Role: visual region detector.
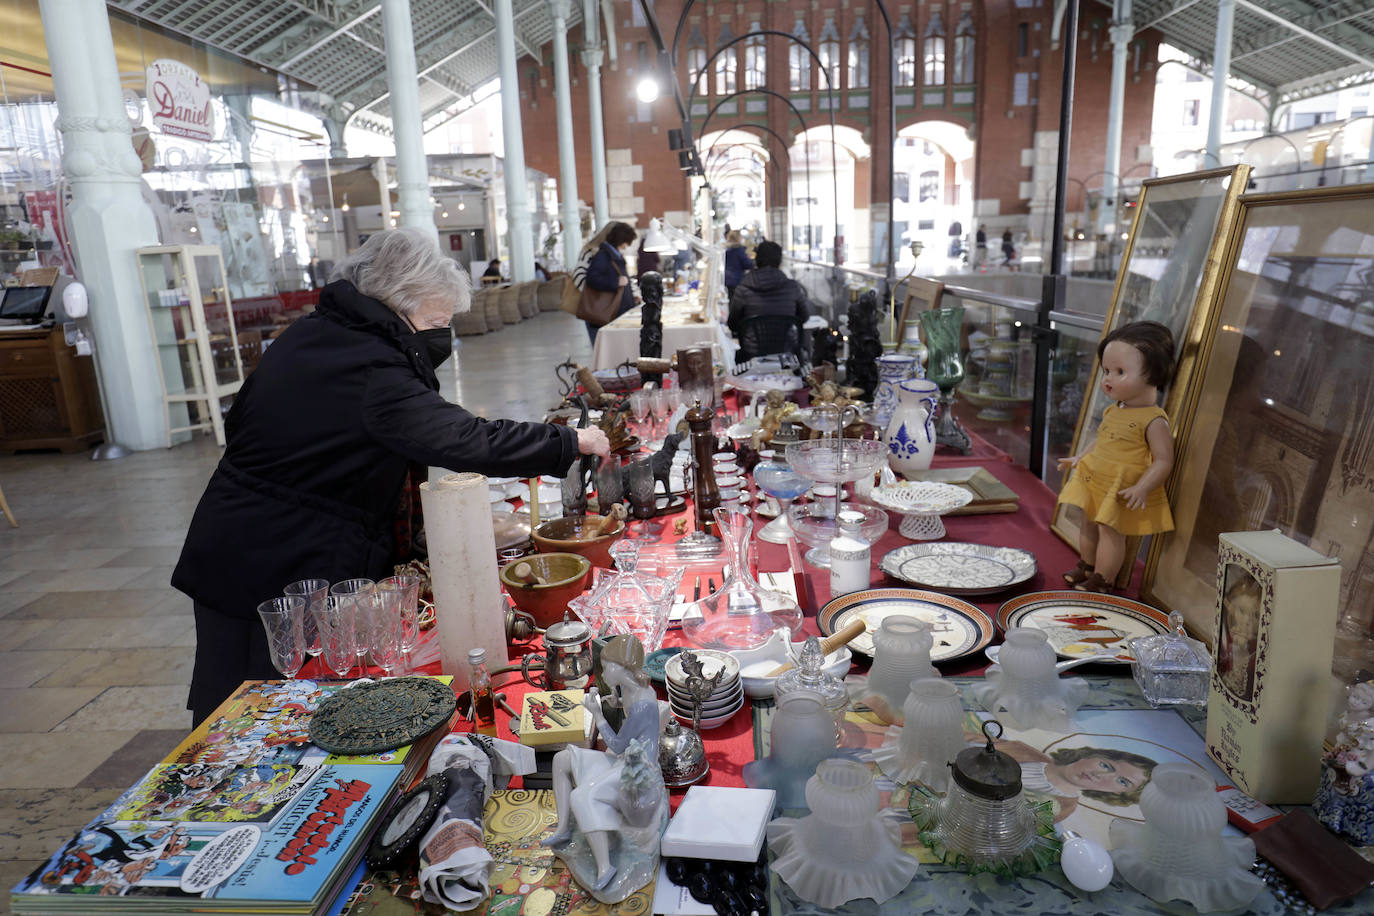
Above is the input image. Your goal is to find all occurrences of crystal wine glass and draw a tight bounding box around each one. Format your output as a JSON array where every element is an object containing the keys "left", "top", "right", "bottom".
[
  {"left": 650, "top": 388, "right": 671, "bottom": 443},
  {"left": 256, "top": 596, "right": 306, "bottom": 679},
  {"left": 626, "top": 456, "right": 659, "bottom": 540},
  {"left": 378, "top": 575, "right": 421, "bottom": 674},
  {"left": 284, "top": 578, "right": 328, "bottom": 663},
  {"left": 319, "top": 596, "right": 358, "bottom": 680},
  {"left": 629, "top": 389, "right": 651, "bottom": 440},
  {"left": 331, "top": 578, "right": 376, "bottom": 677},
  {"left": 753, "top": 461, "right": 812, "bottom": 544},
  {"left": 370, "top": 584, "right": 406, "bottom": 678}
]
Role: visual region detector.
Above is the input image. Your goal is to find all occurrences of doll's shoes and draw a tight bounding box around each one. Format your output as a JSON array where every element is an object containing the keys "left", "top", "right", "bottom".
[
  {"left": 1062, "top": 561, "right": 1094, "bottom": 586},
  {"left": 1073, "top": 572, "right": 1115, "bottom": 594}
]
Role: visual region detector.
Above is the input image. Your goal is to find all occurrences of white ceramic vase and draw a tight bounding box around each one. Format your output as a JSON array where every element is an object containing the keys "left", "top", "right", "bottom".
[{"left": 885, "top": 377, "right": 939, "bottom": 477}]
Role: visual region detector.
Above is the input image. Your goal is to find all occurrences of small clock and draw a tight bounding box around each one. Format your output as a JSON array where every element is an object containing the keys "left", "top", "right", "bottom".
[{"left": 365, "top": 772, "right": 450, "bottom": 869}]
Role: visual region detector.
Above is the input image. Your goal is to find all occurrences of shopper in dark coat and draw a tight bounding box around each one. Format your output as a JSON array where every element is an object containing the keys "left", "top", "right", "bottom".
[
  {"left": 723, "top": 230, "right": 754, "bottom": 299},
  {"left": 173, "top": 228, "right": 610, "bottom": 722},
  {"left": 726, "top": 240, "right": 810, "bottom": 364},
  {"left": 582, "top": 221, "right": 637, "bottom": 343}
]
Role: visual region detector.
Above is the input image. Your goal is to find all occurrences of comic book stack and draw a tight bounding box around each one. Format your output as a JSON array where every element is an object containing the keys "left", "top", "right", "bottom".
[{"left": 10, "top": 678, "right": 453, "bottom": 915}]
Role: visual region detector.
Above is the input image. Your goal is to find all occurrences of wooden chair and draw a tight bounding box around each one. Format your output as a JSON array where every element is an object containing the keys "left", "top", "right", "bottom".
[
  {"left": 0, "top": 479, "right": 16, "bottom": 527},
  {"left": 897, "top": 277, "right": 946, "bottom": 348}
]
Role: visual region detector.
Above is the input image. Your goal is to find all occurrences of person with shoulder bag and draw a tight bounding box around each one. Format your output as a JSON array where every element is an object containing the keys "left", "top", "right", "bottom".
[{"left": 577, "top": 222, "right": 637, "bottom": 342}]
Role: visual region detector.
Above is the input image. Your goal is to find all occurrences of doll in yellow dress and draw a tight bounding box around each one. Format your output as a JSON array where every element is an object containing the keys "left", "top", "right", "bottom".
[{"left": 1057, "top": 321, "right": 1176, "bottom": 593}]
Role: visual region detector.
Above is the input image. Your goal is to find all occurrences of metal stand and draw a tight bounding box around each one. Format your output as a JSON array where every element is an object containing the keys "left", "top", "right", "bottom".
[{"left": 934, "top": 390, "right": 971, "bottom": 454}]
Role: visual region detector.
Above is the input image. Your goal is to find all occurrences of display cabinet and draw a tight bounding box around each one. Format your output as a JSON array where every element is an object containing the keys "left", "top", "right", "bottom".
[{"left": 136, "top": 245, "right": 244, "bottom": 447}]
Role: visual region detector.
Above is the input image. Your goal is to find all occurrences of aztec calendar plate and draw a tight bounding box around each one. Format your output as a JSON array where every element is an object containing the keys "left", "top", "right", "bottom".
[{"left": 309, "top": 676, "right": 457, "bottom": 754}]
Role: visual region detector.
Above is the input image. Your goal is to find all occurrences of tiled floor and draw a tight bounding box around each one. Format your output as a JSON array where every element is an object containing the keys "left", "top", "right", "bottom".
[{"left": 0, "top": 308, "right": 592, "bottom": 896}]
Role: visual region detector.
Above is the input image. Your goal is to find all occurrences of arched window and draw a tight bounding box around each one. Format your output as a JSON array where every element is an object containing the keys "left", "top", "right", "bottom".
[
  {"left": 896, "top": 15, "right": 917, "bottom": 87},
  {"left": 923, "top": 13, "right": 946, "bottom": 87},
  {"left": 848, "top": 17, "right": 870, "bottom": 90},
  {"left": 953, "top": 13, "right": 976, "bottom": 84},
  {"left": 687, "top": 25, "right": 708, "bottom": 96},
  {"left": 715, "top": 24, "right": 737, "bottom": 96},
  {"left": 818, "top": 17, "right": 840, "bottom": 93},
  {"left": 744, "top": 25, "right": 766, "bottom": 90},
  {"left": 919, "top": 170, "right": 940, "bottom": 202},
  {"left": 790, "top": 19, "right": 811, "bottom": 91}
]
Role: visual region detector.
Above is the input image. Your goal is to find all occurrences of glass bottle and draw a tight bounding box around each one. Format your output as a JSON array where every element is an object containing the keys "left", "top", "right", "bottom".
[
  {"left": 776, "top": 636, "right": 849, "bottom": 734},
  {"left": 829, "top": 510, "right": 871, "bottom": 598},
  {"left": 468, "top": 647, "right": 497, "bottom": 735}
]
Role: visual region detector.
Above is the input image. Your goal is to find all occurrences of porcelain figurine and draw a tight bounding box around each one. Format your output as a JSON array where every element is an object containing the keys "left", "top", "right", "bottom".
[
  {"left": 543, "top": 635, "right": 669, "bottom": 902},
  {"left": 1313, "top": 679, "right": 1374, "bottom": 844}
]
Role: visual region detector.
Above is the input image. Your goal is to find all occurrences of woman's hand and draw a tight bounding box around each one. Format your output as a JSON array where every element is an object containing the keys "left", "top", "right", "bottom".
[
  {"left": 618, "top": 274, "right": 628, "bottom": 288},
  {"left": 576, "top": 427, "right": 610, "bottom": 458}
]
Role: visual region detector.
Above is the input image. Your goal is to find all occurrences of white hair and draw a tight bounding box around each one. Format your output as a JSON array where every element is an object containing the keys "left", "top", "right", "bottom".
[{"left": 331, "top": 227, "right": 471, "bottom": 316}]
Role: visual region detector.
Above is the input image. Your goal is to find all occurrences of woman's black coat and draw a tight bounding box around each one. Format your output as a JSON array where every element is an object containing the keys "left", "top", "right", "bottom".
[{"left": 171, "top": 280, "right": 578, "bottom": 621}]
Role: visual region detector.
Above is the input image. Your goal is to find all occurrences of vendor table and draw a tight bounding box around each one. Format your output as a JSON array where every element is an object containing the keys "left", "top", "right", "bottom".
[
  {"left": 295, "top": 430, "right": 1370, "bottom": 916},
  {"left": 590, "top": 295, "right": 736, "bottom": 371}
]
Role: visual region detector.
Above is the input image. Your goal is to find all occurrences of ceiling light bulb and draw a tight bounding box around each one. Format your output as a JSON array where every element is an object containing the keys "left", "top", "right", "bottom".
[
  {"left": 321, "top": 215, "right": 329, "bottom": 223},
  {"left": 441, "top": 211, "right": 449, "bottom": 219},
  {"left": 341, "top": 197, "right": 350, "bottom": 212},
  {"left": 636, "top": 77, "right": 660, "bottom": 103},
  {"left": 458, "top": 201, "right": 466, "bottom": 210}
]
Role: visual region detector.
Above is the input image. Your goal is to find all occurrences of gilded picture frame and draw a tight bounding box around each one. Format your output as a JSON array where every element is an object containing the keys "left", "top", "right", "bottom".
[
  {"left": 1142, "top": 183, "right": 1374, "bottom": 640},
  {"left": 1051, "top": 165, "right": 1252, "bottom": 585}
]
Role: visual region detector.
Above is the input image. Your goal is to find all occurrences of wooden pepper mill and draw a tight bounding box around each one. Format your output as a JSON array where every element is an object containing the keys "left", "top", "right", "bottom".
[{"left": 685, "top": 397, "right": 720, "bottom": 537}]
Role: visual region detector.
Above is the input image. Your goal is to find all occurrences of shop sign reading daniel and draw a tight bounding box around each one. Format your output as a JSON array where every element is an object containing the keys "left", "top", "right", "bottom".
[{"left": 145, "top": 59, "right": 214, "bottom": 142}]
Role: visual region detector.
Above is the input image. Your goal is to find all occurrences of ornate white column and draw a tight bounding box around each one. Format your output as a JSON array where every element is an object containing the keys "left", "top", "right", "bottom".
[
  {"left": 495, "top": 0, "right": 534, "bottom": 282},
  {"left": 381, "top": 0, "right": 437, "bottom": 239},
  {"left": 548, "top": 0, "right": 583, "bottom": 268},
  {"left": 582, "top": 46, "right": 610, "bottom": 229},
  {"left": 1100, "top": 0, "right": 1132, "bottom": 232},
  {"left": 39, "top": 0, "right": 164, "bottom": 450},
  {"left": 1205, "top": 0, "right": 1236, "bottom": 167}
]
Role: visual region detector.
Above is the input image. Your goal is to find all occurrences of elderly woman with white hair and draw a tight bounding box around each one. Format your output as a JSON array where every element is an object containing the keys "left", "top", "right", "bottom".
[{"left": 173, "top": 229, "right": 609, "bottom": 721}]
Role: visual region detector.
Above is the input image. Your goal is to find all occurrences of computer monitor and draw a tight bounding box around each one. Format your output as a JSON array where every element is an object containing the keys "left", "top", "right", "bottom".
[{"left": 0, "top": 285, "right": 54, "bottom": 322}]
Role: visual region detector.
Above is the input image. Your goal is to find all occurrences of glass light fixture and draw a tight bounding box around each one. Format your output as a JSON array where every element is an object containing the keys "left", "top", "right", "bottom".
[{"left": 636, "top": 77, "right": 660, "bottom": 102}]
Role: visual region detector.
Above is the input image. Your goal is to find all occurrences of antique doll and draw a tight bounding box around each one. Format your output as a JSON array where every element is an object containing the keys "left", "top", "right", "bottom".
[{"left": 1057, "top": 321, "right": 1176, "bottom": 593}]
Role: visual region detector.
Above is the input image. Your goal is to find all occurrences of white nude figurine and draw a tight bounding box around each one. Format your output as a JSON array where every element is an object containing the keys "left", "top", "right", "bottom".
[{"left": 542, "top": 635, "right": 668, "bottom": 899}]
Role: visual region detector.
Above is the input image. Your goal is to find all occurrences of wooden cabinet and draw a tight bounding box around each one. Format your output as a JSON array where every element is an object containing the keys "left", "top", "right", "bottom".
[{"left": 0, "top": 328, "right": 105, "bottom": 453}]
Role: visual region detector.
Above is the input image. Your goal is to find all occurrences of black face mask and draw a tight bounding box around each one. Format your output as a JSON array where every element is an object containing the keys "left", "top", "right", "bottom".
[{"left": 415, "top": 327, "right": 452, "bottom": 368}]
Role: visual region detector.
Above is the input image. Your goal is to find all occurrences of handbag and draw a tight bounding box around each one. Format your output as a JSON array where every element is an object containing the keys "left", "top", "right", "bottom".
[
  {"left": 558, "top": 273, "right": 581, "bottom": 315},
  {"left": 575, "top": 258, "right": 625, "bottom": 327}
]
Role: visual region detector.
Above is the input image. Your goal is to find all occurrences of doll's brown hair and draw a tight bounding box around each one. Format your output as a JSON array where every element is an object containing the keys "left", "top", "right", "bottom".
[{"left": 1098, "top": 320, "right": 1176, "bottom": 390}]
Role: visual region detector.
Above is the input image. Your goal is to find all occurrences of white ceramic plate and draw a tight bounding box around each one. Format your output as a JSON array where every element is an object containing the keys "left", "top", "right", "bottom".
[
  {"left": 672, "top": 695, "right": 746, "bottom": 729},
  {"left": 879, "top": 542, "right": 1038, "bottom": 596},
  {"left": 665, "top": 648, "right": 741, "bottom": 688}
]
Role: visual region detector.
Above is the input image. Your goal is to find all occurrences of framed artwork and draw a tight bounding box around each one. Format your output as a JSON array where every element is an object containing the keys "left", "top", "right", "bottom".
[
  {"left": 1051, "top": 165, "right": 1252, "bottom": 584},
  {"left": 896, "top": 277, "right": 945, "bottom": 350},
  {"left": 1142, "top": 183, "right": 1374, "bottom": 641}
]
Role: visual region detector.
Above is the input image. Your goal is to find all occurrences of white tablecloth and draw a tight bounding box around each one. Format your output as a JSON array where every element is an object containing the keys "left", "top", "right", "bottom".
[{"left": 590, "top": 297, "right": 736, "bottom": 370}]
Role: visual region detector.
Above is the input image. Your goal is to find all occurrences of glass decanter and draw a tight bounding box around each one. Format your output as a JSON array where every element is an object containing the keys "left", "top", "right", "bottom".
[
  {"left": 567, "top": 540, "right": 683, "bottom": 651},
  {"left": 679, "top": 506, "right": 802, "bottom": 650}
]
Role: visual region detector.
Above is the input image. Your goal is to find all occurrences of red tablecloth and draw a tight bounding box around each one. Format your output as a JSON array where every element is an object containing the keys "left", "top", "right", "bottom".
[{"left": 301, "top": 427, "right": 1085, "bottom": 796}]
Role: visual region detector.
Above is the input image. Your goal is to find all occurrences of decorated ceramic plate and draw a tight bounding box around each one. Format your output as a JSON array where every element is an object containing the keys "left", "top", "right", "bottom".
[
  {"left": 817, "top": 588, "right": 995, "bottom": 662},
  {"left": 996, "top": 590, "right": 1171, "bottom": 663},
  {"left": 664, "top": 648, "right": 741, "bottom": 688},
  {"left": 879, "top": 542, "right": 1037, "bottom": 596}
]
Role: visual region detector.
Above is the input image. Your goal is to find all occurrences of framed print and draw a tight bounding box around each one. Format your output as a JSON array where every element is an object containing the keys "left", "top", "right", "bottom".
[
  {"left": 1142, "top": 183, "right": 1374, "bottom": 642},
  {"left": 1052, "top": 165, "right": 1252, "bottom": 584},
  {"left": 896, "top": 277, "right": 945, "bottom": 351}
]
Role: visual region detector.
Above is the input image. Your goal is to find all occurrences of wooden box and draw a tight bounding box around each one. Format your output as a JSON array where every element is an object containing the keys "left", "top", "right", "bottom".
[{"left": 1206, "top": 529, "right": 1340, "bottom": 803}]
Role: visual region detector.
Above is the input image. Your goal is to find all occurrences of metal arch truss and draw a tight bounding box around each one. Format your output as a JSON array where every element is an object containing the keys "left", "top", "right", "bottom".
[{"left": 112, "top": 0, "right": 582, "bottom": 135}]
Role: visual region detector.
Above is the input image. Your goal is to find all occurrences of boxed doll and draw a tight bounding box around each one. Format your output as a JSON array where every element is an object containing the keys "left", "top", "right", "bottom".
[{"left": 1206, "top": 529, "right": 1340, "bottom": 804}]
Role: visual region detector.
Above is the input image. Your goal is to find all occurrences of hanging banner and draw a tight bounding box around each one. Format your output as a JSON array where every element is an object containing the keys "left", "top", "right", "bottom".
[{"left": 145, "top": 59, "right": 214, "bottom": 142}]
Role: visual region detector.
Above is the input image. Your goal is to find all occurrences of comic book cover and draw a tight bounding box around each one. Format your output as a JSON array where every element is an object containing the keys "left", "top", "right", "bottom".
[
  {"left": 164, "top": 678, "right": 454, "bottom": 770},
  {"left": 104, "top": 763, "right": 317, "bottom": 825},
  {"left": 11, "top": 764, "right": 402, "bottom": 913}
]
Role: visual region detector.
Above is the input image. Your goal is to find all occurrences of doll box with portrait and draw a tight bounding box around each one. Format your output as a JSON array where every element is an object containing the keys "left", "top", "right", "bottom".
[{"left": 1205, "top": 529, "right": 1340, "bottom": 804}]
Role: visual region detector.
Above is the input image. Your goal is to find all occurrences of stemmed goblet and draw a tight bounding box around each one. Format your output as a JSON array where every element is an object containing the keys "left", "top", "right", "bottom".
[
  {"left": 626, "top": 457, "right": 660, "bottom": 540},
  {"left": 369, "top": 584, "right": 406, "bottom": 678},
  {"left": 331, "top": 578, "right": 377, "bottom": 677},
  {"left": 318, "top": 596, "right": 358, "bottom": 680},
  {"left": 753, "top": 462, "right": 812, "bottom": 544},
  {"left": 629, "top": 389, "right": 651, "bottom": 441},
  {"left": 378, "top": 575, "right": 421, "bottom": 674},
  {"left": 284, "top": 578, "right": 328, "bottom": 670},
  {"left": 650, "top": 387, "right": 671, "bottom": 444},
  {"left": 256, "top": 596, "right": 306, "bottom": 679}
]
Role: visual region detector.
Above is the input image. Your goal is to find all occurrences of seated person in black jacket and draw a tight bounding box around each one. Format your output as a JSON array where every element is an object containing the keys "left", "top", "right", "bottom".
[
  {"left": 726, "top": 240, "right": 810, "bottom": 365},
  {"left": 172, "top": 228, "right": 610, "bottom": 723}
]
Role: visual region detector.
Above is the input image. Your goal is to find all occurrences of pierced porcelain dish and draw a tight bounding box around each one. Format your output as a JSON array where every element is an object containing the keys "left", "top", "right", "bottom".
[
  {"left": 880, "top": 542, "right": 1037, "bottom": 595},
  {"left": 870, "top": 481, "right": 973, "bottom": 540}
]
